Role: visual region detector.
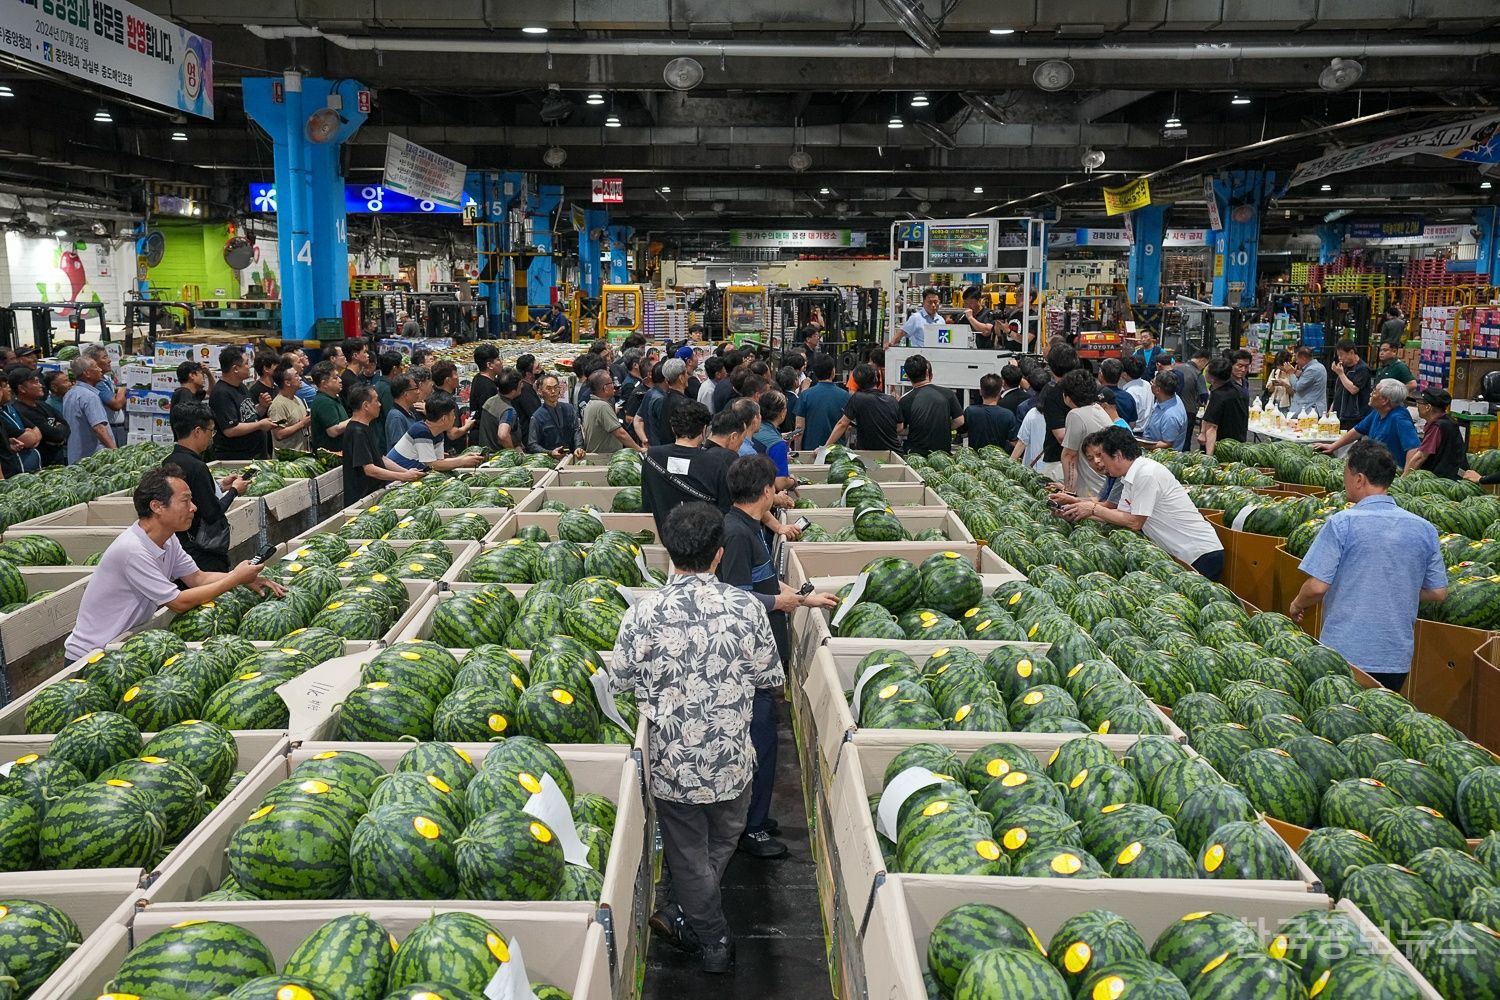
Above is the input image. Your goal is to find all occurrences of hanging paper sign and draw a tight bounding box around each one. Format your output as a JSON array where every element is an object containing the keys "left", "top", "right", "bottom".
[
  {"left": 829, "top": 573, "right": 868, "bottom": 629},
  {"left": 382, "top": 135, "right": 468, "bottom": 209},
  {"left": 522, "top": 774, "right": 592, "bottom": 868},
  {"left": 588, "top": 670, "right": 634, "bottom": 735},
  {"left": 1103, "top": 177, "right": 1151, "bottom": 216}
]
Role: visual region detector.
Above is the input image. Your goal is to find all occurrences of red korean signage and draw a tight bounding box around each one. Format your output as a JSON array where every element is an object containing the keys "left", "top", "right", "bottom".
[{"left": 591, "top": 178, "right": 624, "bottom": 204}]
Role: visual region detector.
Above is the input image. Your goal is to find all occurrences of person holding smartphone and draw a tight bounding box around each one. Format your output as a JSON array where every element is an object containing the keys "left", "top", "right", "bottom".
[{"left": 166, "top": 402, "right": 250, "bottom": 573}]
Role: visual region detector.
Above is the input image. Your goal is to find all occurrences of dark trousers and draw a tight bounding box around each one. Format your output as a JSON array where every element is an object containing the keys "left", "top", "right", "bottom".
[
  {"left": 1374, "top": 671, "right": 1409, "bottom": 694},
  {"left": 1192, "top": 549, "right": 1225, "bottom": 581},
  {"left": 745, "top": 688, "right": 778, "bottom": 835},
  {"left": 656, "top": 788, "right": 750, "bottom": 945}
]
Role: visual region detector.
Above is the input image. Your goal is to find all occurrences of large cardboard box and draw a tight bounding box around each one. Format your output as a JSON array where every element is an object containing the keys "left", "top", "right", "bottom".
[
  {"left": 789, "top": 450, "right": 907, "bottom": 466},
  {"left": 791, "top": 483, "right": 946, "bottom": 508},
  {"left": 1272, "top": 543, "right": 1322, "bottom": 636},
  {"left": 785, "top": 508, "right": 976, "bottom": 549},
  {"left": 1409, "top": 617, "right": 1491, "bottom": 736},
  {"left": 496, "top": 510, "right": 661, "bottom": 543},
  {"left": 796, "top": 464, "right": 925, "bottom": 485},
  {"left": 297, "top": 506, "right": 512, "bottom": 545},
  {"left": 7, "top": 497, "right": 261, "bottom": 549},
  {"left": 443, "top": 541, "right": 670, "bottom": 586},
  {"left": 863, "top": 875, "right": 1439, "bottom": 1000},
  {"left": 0, "top": 567, "right": 93, "bottom": 662},
  {"left": 39, "top": 905, "right": 610, "bottom": 1000},
  {"left": 1472, "top": 637, "right": 1500, "bottom": 752},
  {"left": 0, "top": 883, "right": 144, "bottom": 1000}
]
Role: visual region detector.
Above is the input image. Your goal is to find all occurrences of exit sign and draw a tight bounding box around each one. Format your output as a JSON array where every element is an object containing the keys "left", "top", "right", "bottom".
[{"left": 592, "top": 178, "right": 624, "bottom": 204}]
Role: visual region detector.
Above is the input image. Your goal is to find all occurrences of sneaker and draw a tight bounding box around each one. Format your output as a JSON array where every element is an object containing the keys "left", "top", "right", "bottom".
[
  {"left": 738, "top": 830, "right": 789, "bottom": 859},
  {"left": 764, "top": 817, "right": 781, "bottom": 836},
  {"left": 649, "top": 905, "right": 701, "bottom": 954},
  {"left": 701, "top": 935, "right": 735, "bottom": 974}
]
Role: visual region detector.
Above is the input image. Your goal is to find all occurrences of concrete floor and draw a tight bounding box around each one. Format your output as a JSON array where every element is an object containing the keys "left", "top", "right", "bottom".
[{"left": 642, "top": 698, "right": 834, "bottom": 999}]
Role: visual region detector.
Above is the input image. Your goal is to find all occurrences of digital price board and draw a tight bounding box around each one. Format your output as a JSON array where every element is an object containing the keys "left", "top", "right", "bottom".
[{"left": 925, "top": 221, "right": 997, "bottom": 270}]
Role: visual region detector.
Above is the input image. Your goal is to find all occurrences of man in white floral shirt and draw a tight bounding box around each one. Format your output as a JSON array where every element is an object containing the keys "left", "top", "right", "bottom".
[{"left": 611, "top": 501, "right": 780, "bottom": 974}]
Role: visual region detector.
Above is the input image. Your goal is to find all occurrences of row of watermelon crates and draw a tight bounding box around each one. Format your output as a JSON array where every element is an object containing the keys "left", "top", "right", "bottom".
[
  {"left": 0, "top": 739, "right": 649, "bottom": 1000},
  {"left": 815, "top": 735, "right": 1453, "bottom": 1000}
]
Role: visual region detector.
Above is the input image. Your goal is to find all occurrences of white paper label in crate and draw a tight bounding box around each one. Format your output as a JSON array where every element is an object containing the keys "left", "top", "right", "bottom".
[
  {"left": 615, "top": 584, "right": 638, "bottom": 607},
  {"left": 850, "top": 660, "right": 902, "bottom": 720},
  {"left": 0, "top": 760, "right": 15, "bottom": 778},
  {"left": 276, "top": 652, "right": 367, "bottom": 737},
  {"left": 840, "top": 478, "right": 868, "bottom": 504},
  {"left": 812, "top": 446, "right": 830, "bottom": 466},
  {"left": 1230, "top": 504, "right": 1259, "bottom": 533},
  {"left": 876, "top": 767, "right": 942, "bottom": 842},
  {"left": 632, "top": 546, "right": 652, "bottom": 581},
  {"left": 484, "top": 936, "right": 539, "bottom": 1000},
  {"left": 523, "top": 773, "right": 591, "bottom": 868},
  {"left": 585, "top": 508, "right": 606, "bottom": 525},
  {"left": 829, "top": 572, "right": 868, "bottom": 630},
  {"left": 588, "top": 669, "right": 634, "bottom": 735}
]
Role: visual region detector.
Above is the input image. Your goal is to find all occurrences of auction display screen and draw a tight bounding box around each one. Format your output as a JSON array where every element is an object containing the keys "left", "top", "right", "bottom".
[{"left": 926, "top": 223, "right": 995, "bottom": 270}]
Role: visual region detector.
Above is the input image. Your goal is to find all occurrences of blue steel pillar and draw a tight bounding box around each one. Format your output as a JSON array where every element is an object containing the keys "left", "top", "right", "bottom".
[
  {"left": 1210, "top": 170, "right": 1272, "bottom": 310},
  {"left": 1475, "top": 208, "right": 1500, "bottom": 287},
  {"left": 1126, "top": 204, "right": 1167, "bottom": 305},
  {"left": 527, "top": 184, "right": 564, "bottom": 313},
  {"left": 243, "top": 74, "right": 369, "bottom": 342},
  {"left": 606, "top": 225, "right": 633, "bottom": 283},
  {"left": 579, "top": 209, "right": 610, "bottom": 298},
  {"left": 1316, "top": 225, "right": 1345, "bottom": 266},
  {"left": 463, "top": 171, "right": 525, "bottom": 333}
]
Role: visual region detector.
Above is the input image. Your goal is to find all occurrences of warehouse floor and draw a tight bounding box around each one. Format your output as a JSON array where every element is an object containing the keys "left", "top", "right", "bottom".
[{"left": 643, "top": 699, "right": 834, "bottom": 998}]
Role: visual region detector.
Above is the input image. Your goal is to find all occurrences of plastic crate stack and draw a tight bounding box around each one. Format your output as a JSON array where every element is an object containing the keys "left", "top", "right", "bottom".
[
  {"left": 1473, "top": 307, "right": 1500, "bottom": 361},
  {"left": 1289, "top": 261, "right": 1312, "bottom": 285},
  {"left": 1402, "top": 259, "right": 1484, "bottom": 294}
]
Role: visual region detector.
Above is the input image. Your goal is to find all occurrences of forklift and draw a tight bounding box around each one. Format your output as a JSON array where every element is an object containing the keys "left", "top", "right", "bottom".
[
  {"left": 4, "top": 301, "right": 109, "bottom": 356},
  {"left": 600, "top": 284, "right": 645, "bottom": 343}
]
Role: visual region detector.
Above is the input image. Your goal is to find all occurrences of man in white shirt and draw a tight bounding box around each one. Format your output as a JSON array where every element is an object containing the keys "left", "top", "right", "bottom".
[
  {"left": 1011, "top": 406, "right": 1047, "bottom": 469},
  {"left": 1061, "top": 425, "right": 1225, "bottom": 580},
  {"left": 65, "top": 466, "right": 282, "bottom": 661},
  {"left": 886, "top": 287, "right": 944, "bottom": 349},
  {"left": 1120, "top": 356, "right": 1154, "bottom": 431}
]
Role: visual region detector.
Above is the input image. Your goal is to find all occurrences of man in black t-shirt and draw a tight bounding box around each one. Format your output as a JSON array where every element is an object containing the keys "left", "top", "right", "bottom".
[
  {"left": 641, "top": 401, "right": 719, "bottom": 535},
  {"left": 896, "top": 354, "right": 963, "bottom": 455},
  {"left": 1036, "top": 343, "right": 1079, "bottom": 479},
  {"left": 469, "top": 344, "right": 502, "bottom": 420},
  {"left": 170, "top": 361, "right": 210, "bottom": 413},
  {"left": 1200, "top": 356, "right": 1249, "bottom": 458},
  {"left": 963, "top": 373, "right": 1019, "bottom": 450},
  {"left": 10, "top": 367, "right": 68, "bottom": 467},
  {"left": 210, "top": 347, "right": 275, "bottom": 461},
  {"left": 823, "top": 363, "right": 902, "bottom": 451},
  {"left": 341, "top": 384, "right": 422, "bottom": 505},
  {"left": 248, "top": 353, "right": 279, "bottom": 434}
]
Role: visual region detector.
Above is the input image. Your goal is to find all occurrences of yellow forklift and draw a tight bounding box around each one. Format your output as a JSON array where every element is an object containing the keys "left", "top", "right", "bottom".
[
  {"left": 600, "top": 283, "right": 645, "bottom": 343},
  {"left": 722, "top": 285, "right": 769, "bottom": 349}
]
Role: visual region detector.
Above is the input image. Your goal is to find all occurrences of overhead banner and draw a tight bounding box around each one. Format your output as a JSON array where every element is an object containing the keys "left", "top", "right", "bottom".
[
  {"left": 1363, "top": 224, "right": 1464, "bottom": 246},
  {"left": 1347, "top": 219, "right": 1425, "bottom": 240},
  {"left": 1148, "top": 175, "right": 1202, "bottom": 205},
  {"left": 728, "top": 229, "right": 868, "bottom": 249},
  {"left": 1288, "top": 114, "right": 1500, "bottom": 188},
  {"left": 1204, "top": 177, "right": 1223, "bottom": 232},
  {"left": 1071, "top": 228, "right": 1213, "bottom": 248},
  {"left": 1103, "top": 177, "right": 1151, "bottom": 216},
  {"left": 591, "top": 178, "right": 624, "bottom": 204},
  {"left": 0, "top": 0, "right": 213, "bottom": 118},
  {"left": 381, "top": 135, "right": 467, "bottom": 209},
  {"left": 248, "top": 183, "right": 477, "bottom": 215}
]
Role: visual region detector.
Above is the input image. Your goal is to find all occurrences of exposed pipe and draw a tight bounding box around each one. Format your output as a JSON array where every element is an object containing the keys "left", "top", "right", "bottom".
[{"left": 243, "top": 27, "right": 1500, "bottom": 60}]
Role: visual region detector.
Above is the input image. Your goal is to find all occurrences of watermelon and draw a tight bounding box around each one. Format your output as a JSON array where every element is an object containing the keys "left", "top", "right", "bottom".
[
  {"left": 1339, "top": 734, "right": 1407, "bottom": 777},
  {"left": 1173, "top": 784, "right": 1257, "bottom": 856},
  {"left": 396, "top": 742, "right": 476, "bottom": 793},
  {"left": 926, "top": 903, "right": 1044, "bottom": 995},
  {"left": 1190, "top": 951, "right": 1305, "bottom": 1000},
  {"left": 1047, "top": 910, "right": 1149, "bottom": 993},
  {"left": 1310, "top": 954, "right": 1424, "bottom": 1000},
  {"left": 1461, "top": 884, "right": 1500, "bottom": 927},
  {"left": 227, "top": 798, "right": 355, "bottom": 899},
  {"left": 110, "top": 920, "right": 277, "bottom": 1000},
  {"left": 1322, "top": 778, "right": 1409, "bottom": 833},
  {"left": 1150, "top": 911, "right": 1261, "bottom": 988},
  {"left": 367, "top": 772, "right": 467, "bottom": 830},
  {"left": 290, "top": 749, "right": 388, "bottom": 800},
  {"left": 1411, "top": 919, "right": 1500, "bottom": 1000},
  {"left": 1196, "top": 820, "right": 1299, "bottom": 881},
  {"left": 1109, "top": 836, "right": 1198, "bottom": 879},
  {"left": 1079, "top": 959, "right": 1189, "bottom": 1000},
  {"left": 955, "top": 947, "right": 1070, "bottom": 1000},
  {"left": 97, "top": 755, "right": 207, "bottom": 841},
  {"left": 1370, "top": 805, "right": 1469, "bottom": 863},
  {"left": 515, "top": 683, "right": 600, "bottom": 743},
  {"left": 386, "top": 911, "right": 514, "bottom": 995},
  {"left": 1008, "top": 848, "right": 1108, "bottom": 879},
  {"left": 1273, "top": 908, "right": 1368, "bottom": 989},
  {"left": 1457, "top": 766, "right": 1500, "bottom": 837},
  {"left": 118, "top": 672, "right": 207, "bottom": 732},
  {"left": 221, "top": 975, "right": 337, "bottom": 999},
  {"left": 1298, "top": 827, "right": 1389, "bottom": 897},
  {"left": 337, "top": 682, "right": 438, "bottom": 742},
  {"left": 1341, "top": 863, "right": 1454, "bottom": 932},
  {"left": 38, "top": 778, "right": 165, "bottom": 869},
  {"left": 143, "top": 720, "right": 239, "bottom": 796},
  {"left": 348, "top": 804, "right": 459, "bottom": 899},
  {"left": 1408, "top": 846, "right": 1496, "bottom": 912},
  {"left": 47, "top": 711, "right": 142, "bottom": 780},
  {"left": 0, "top": 753, "right": 86, "bottom": 818},
  {"left": 1229, "top": 747, "right": 1320, "bottom": 827},
  {"left": 1370, "top": 757, "right": 1457, "bottom": 816},
  {"left": 0, "top": 796, "right": 38, "bottom": 871},
  {"left": 23, "top": 678, "right": 110, "bottom": 734},
  {"left": 0, "top": 898, "right": 82, "bottom": 994}
]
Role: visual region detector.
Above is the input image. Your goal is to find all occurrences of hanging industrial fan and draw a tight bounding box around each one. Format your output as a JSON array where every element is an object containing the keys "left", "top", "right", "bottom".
[
  {"left": 912, "top": 121, "right": 957, "bottom": 150},
  {"left": 306, "top": 107, "right": 346, "bottom": 144},
  {"left": 140, "top": 230, "right": 166, "bottom": 267}
]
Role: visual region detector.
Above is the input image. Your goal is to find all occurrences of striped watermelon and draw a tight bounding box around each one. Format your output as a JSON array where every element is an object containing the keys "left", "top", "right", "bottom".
[
  {"left": 23, "top": 678, "right": 110, "bottom": 734},
  {"left": 1412, "top": 920, "right": 1500, "bottom": 1000},
  {"left": 1341, "top": 863, "right": 1453, "bottom": 931},
  {"left": 118, "top": 628, "right": 187, "bottom": 673},
  {"left": 1408, "top": 846, "right": 1495, "bottom": 912},
  {"left": 1150, "top": 911, "right": 1261, "bottom": 988},
  {"left": 558, "top": 863, "right": 605, "bottom": 901},
  {"left": 1310, "top": 954, "right": 1425, "bottom": 999},
  {"left": 203, "top": 670, "right": 295, "bottom": 730},
  {"left": 364, "top": 642, "right": 460, "bottom": 700},
  {"left": 434, "top": 687, "right": 517, "bottom": 743},
  {"left": 143, "top": 720, "right": 239, "bottom": 797},
  {"left": 118, "top": 672, "right": 207, "bottom": 732},
  {"left": 1370, "top": 757, "right": 1457, "bottom": 816},
  {"left": 396, "top": 742, "right": 476, "bottom": 793},
  {"left": 1047, "top": 910, "right": 1149, "bottom": 993},
  {"left": 1322, "top": 778, "right": 1409, "bottom": 833},
  {"left": 1229, "top": 747, "right": 1320, "bottom": 827},
  {"left": 0, "top": 796, "right": 38, "bottom": 871},
  {"left": 477, "top": 736, "right": 575, "bottom": 802},
  {"left": 1339, "top": 735, "right": 1407, "bottom": 777},
  {"left": 1192, "top": 951, "right": 1305, "bottom": 999},
  {"left": 348, "top": 804, "right": 459, "bottom": 899},
  {"left": 562, "top": 597, "right": 625, "bottom": 650},
  {"left": 48, "top": 711, "right": 143, "bottom": 780},
  {"left": 337, "top": 682, "right": 438, "bottom": 742},
  {"left": 515, "top": 683, "right": 600, "bottom": 743},
  {"left": 387, "top": 911, "right": 515, "bottom": 995},
  {"left": 1273, "top": 908, "right": 1369, "bottom": 990},
  {"left": 38, "top": 779, "right": 165, "bottom": 869},
  {"left": 1172, "top": 784, "right": 1257, "bottom": 857},
  {"left": 368, "top": 772, "right": 467, "bottom": 830},
  {"left": 290, "top": 749, "right": 388, "bottom": 800},
  {"left": 954, "top": 947, "right": 1070, "bottom": 1000},
  {"left": 1370, "top": 805, "right": 1468, "bottom": 863},
  {"left": 227, "top": 798, "right": 355, "bottom": 899},
  {"left": 1196, "top": 820, "right": 1299, "bottom": 881},
  {"left": 859, "top": 556, "right": 922, "bottom": 614},
  {"left": 1081, "top": 803, "right": 1174, "bottom": 861},
  {"left": 222, "top": 975, "right": 337, "bottom": 999},
  {"left": 1424, "top": 740, "right": 1500, "bottom": 788},
  {"left": 1457, "top": 765, "right": 1500, "bottom": 837},
  {"left": 1110, "top": 836, "right": 1198, "bottom": 879},
  {"left": 110, "top": 920, "right": 276, "bottom": 1000},
  {"left": 77, "top": 649, "right": 152, "bottom": 704},
  {"left": 96, "top": 756, "right": 206, "bottom": 841},
  {"left": 1008, "top": 848, "right": 1107, "bottom": 879},
  {"left": 1079, "top": 959, "right": 1190, "bottom": 1000},
  {"left": 927, "top": 903, "right": 1044, "bottom": 995},
  {"left": 282, "top": 914, "right": 393, "bottom": 1000},
  {"left": 1297, "top": 828, "right": 1390, "bottom": 897},
  {"left": 0, "top": 898, "right": 82, "bottom": 994},
  {"left": 454, "top": 809, "right": 565, "bottom": 900},
  {"left": 0, "top": 753, "right": 86, "bottom": 819}
]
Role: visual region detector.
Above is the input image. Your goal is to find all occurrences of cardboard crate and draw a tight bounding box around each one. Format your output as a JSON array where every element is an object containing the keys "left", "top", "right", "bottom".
[
  {"left": 294, "top": 538, "right": 481, "bottom": 583},
  {"left": 802, "top": 646, "right": 1182, "bottom": 795},
  {"left": 0, "top": 641, "right": 379, "bottom": 736},
  {"left": 1271, "top": 543, "right": 1322, "bottom": 636},
  {"left": 0, "top": 882, "right": 144, "bottom": 1000},
  {"left": 461, "top": 465, "right": 560, "bottom": 488},
  {"left": 313, "top": 467, "right": 342, "bottom": 506},
  {"left": 862, "top": 875, "right": 1439, "bottom": 1000},
  {"left": 135, "top": 579, "right": 438, "bottom": 647},
  {"left": 789, "top": 450, "right": 908, "bottom": 467},
  {"left": 795, "top": 464, "right": 926, "bottom": 485},
  {"left": 516, "top": 486, "right": 657, "bottom": 515},
  {"left": 0, "top": 733, "right": 287, "bottom": 896},
  {"left": 489, "top": 510, "right": 661, "bottom": 545},
  {"left": 142, "top": 742, "right": 646, "bottom": 985},
  {"left": 0, "top": 531, "right": 118, "bottom": 565},
  {"left": 297, "top": 506, "right": 513, "bottom": 545},
  {"left": 791, "top": 483, "right": 947, "bottom": 508},
  {"left": 0, "top": 567, "right": 94, "bottom": 662},
  {"left": 39, "top": 905, "right": 610, "bottom": 1000},
  {"left": 829, "top": 740, "right": 1319, "bottom": 916},
  {"left": 1408, "top": 616, "right": 1492, "bottom": 737},
  {"left": 205, "top": 461, "right": 316, "bottom": 521},
  {"left": 784, "top": 508, "right": 976, "bottom": 551},
  {"left": 7, "top": 497, "right": 261, "bottom": 549}
]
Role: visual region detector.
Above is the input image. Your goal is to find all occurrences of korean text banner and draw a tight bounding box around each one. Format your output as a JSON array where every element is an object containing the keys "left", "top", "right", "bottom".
[
  {"left": 1102, "top": 177, "right": 1151, "bottom": 216},
  {"left": 1288, "top": 114, "right": 1500, "bottom": 188},
  {"left": 382, "top": 135, "right": 468, "bottom": 209},
  {"left": 1, "top": 0, "right": 212, "bottom": 118},
  {"left": 728, "top": 229, "right": 868, "bottom": 248}
]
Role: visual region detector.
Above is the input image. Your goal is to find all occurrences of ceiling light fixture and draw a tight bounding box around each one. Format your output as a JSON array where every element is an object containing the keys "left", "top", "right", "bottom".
[
  {"left": 521, "top": 26, "right": 548, "bottom": 34},
  {"left": 604, "top": 113, "right": 621, "bottom": 127},
  {"left": 0, "top": 85, "right": 13, "bottom": 98},
  {"left": 877, "top": 0, "right": 942, "bottom": 55},
  {"left": 53, "top": 229, "right": 67, "bottom": 238},
  {"left": 659, "top": 186, "right": 671, "bottom": 193},
  {"left": 1318, "top": 57, "right": 1364, "bottom": 92},
  {"left": 1033, "top": 60, "right": 1075, "bottom": 92},
  {"left": 1165, "top": 115, "right": 1181, "bottom": 129},
  {"left": 1320, "top": 183, "right": 1332, "bottom": 192},
  {"left": 542, "top": 145, "right": 568, "bottom": 167},
  {"left": 819, "top": 187, "right": 830, "bottom": 195},
  {"left": 973, "top": 185, "right": 984, "bottom": 194},
  {"left": 989, "top": 27, "right": 1016, "bottom": 35},
  {"left": 1482, "top": 181, "right": 1493, "bottom": 190},
  {"left": 910, "top": 93, "right": 929, "bottom": 108},
  {"left": 585, "top": 92, "right": 605, "bottom": 106},
  {"left": 93, "top": 109, "right": 113, "bottom": 123},
  {"left": 1231, "top": 95, "right": 1252, "bottom": 105},
  {"left": 1081, "top": 148, "right": 1106, "bottom": 172},
  {"left": 171, "top": 130, "right": 188, "bottom": 141},
  {"left": 888, "top": 115, "right": 904, "bottom": 128}
]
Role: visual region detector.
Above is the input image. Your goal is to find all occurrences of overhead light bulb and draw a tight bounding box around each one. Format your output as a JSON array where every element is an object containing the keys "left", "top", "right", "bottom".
[
  {"left": 819, "top": 187, "right": 830, "bottom": 195},
  {"left": 1320, "top": 183, "right": 1332, "bottom": 192},
  {"left": 989, "top": 27, "right": 1015, "bottom": 34},
  {"left": 0, "top": 85, "right": 13, "bottom": 98},
  {"left": 171, "top": 130, "right": 188, "bottom": 142},
  {"left": 910, "top": 93, "right": 929, "bottom": 107},
  {"left": 585, "top": 93, "right": 605, "bottom": 105},
  {"left": 1165, "top": 115, "right": 1181, "bottom": 128},
  {"left": 521, "top": 26, "right": 548, "bottom": 34},
  {"left": 604, "top": 114, "right": 621, "bottom": 127},
  {"left": 973, "top": 185, "right": 984, "bottom": 194},
  {"left": 53, "top": 229, "right": 67, "bottom": 237},
  {"left": 1231, "top": 95, "right": 1251, "bottom": 105},
  {"left": 888, "top": 116, "right": 904, "bottom": 128},
  {"left": 93, "top": 109, "right": 113, "bottom": 123},
  {"left": 659, "top": 186, "right": 671, "bottom": 193},
  {"left": 1483, "top": 181, "right": 1494, "bottom": 190}
]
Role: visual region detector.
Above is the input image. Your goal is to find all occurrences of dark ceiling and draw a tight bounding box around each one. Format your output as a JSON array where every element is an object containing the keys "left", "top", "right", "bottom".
[{"left": 2, "top": 1, "right": 1499, "bottom": 248}]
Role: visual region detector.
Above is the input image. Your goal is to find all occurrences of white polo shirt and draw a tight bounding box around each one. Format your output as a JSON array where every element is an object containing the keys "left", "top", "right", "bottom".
[
  {"left": 1119, "top": 458, "right": 1222, "bottom": 565},
  {"left": 899, "top": 307, "right": 943, "bottom": 347}
]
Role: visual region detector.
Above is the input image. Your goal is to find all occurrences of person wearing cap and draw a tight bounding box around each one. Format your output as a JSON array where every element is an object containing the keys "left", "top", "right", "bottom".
[
  {"left": 1405, "top": 387, "right": 1469, "bottom": 480},
  {"left": 1292, "top": 438, "right": 1447, "bottom": 690},
  {"left": 1314, "top": 378, "right": 1420, "bottom": 465},
  {"left": 675, "top": 345, "right": 704, "bottom": 401},
  {"left": 13, "top": 346, "right": 39, "bottom": 369}
]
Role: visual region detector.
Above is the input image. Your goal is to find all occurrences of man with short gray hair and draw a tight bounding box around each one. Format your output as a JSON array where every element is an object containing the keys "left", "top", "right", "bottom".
[
  {"left": 82, "top": 344, "right": 127, "bottom": 445},
  {"left": 582, "top": 370, "right": 640, "bottom": 454},
  {"left": 1313, "top": 378, "right": 1420, "bottom": 466},
  {"left": 63, "top": 356, "right": 115, "bottom": 462},
  {"left": 654, "top": 357, "right": 692, "bottom": 448}
]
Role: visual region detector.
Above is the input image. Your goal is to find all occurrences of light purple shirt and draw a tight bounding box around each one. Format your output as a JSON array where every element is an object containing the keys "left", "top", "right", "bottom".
[{"left": 65, "top": 523, "right": 198, "bottom": 661}]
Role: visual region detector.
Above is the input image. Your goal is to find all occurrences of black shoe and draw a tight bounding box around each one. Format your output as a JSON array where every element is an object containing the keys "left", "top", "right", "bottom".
[
  {"left": 701, "top": 935, "right": 735, "bottom": 974},
  {"left": 764, "top": 817, "right": 781, "bottom": 836},
  {"left": 649, "top": 905, "right": 701, "bottom": 954},
  {"left": 738, "top": 830, "right": 789, "bottom": 859}
]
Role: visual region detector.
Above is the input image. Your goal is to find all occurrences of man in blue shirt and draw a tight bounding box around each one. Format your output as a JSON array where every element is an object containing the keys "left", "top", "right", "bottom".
[
  {"left": 886, "top": 287, "right": 943, "bottom": 349},
  {"left": 1292, "top": 438, "right": 1447, "bottom": 690},
  {"left": 1313, "top": 378, "right": 1420, "bottom": 466},
  {"left": 793, "top": 355, "right": 848, "bottom": 452},
  {"left": 1138, "top": 372, "right": 1188, "bottom": 450},
  {"left": 526, "top": 373, "right": 586, "bottom": 460},
  {"left": 385, "top": 392, "right": 485, "bottom": 473}
]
